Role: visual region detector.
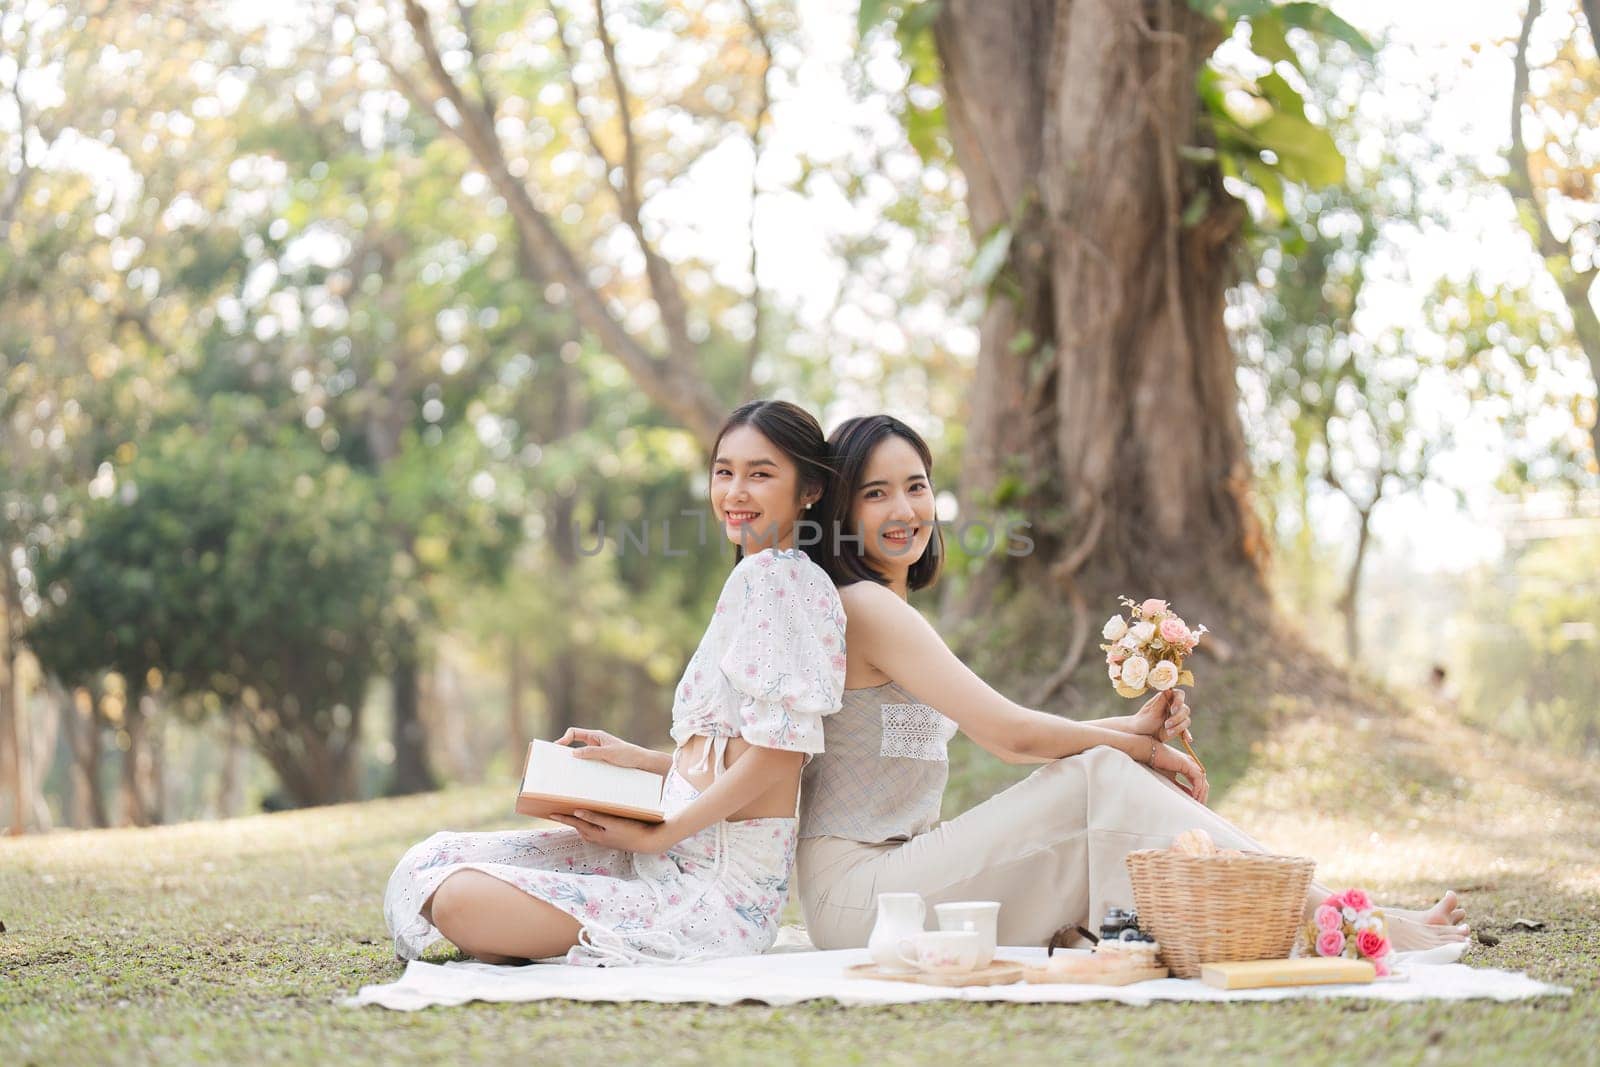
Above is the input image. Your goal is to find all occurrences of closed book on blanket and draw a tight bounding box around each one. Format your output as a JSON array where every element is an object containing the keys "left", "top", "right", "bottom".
[
  {"left": 1200, "top": 958, "right": 1377, "bottom": 990},
  {"left": 515, "top": 740, "right": 667, "bottom": 824}
]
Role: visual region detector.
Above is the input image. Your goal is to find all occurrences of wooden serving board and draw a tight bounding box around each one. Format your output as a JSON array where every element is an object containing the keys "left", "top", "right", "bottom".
[
  {"left": 1022, "top": 959, "right": 1170, "bottom": 986},
  {"left": 845, "top": 960, "right": 1026, "bottom": 987}
]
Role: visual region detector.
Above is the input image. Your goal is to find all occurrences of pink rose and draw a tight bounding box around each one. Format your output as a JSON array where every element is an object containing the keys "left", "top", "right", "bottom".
[
  {"left": 1314, "top": 905, "right": 1342, "bottom": 933},
  {"left": 1322, "top": 893, "right": 1344, "bottom": 911},
  {"left": 1373, "top": 955, "right": 1391, "bottom": 978},
  {"left": 1159, "top": 618, "right": 1190, "bottom": 644},
  {"left": 1108, "top": 649, "right": 1128, "bottom": 664},
  {"left": 1315, "top": 930, "right": 1345, "bottom": 958},
  {"left": 1343, "top": 888, "right": 1373, "bottom": 912},
  {"left": 1140, "top": 598, "right": 1168, "bottom": 618},
  {"left": 1357, "top": 931, "right": 1390, "bottom": 960}
]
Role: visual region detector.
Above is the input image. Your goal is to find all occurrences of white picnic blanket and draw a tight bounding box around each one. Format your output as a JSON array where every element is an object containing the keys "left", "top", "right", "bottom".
[{"left": 342, "top": 939, "right": 1568, "bottom": 1011}]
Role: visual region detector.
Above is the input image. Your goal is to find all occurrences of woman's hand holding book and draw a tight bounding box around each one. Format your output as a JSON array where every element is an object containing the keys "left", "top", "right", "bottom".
[{"left": 553, "top": 727, "right": 673, "bottom": 776}]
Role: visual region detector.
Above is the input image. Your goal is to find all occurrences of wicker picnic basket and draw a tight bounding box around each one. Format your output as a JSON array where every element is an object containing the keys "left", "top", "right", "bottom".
[{"left": 1124, "top": 849, "right": 1316, "bottom": 979}]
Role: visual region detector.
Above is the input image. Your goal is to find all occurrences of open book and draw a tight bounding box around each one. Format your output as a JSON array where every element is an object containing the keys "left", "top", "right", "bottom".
[{"left": 514, "top": 739, "right": 667, "bottom": 824}]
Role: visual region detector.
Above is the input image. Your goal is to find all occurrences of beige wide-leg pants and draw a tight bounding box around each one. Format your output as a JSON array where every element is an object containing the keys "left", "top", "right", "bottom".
[{"left": 796, "top": 746, "right": 1274, "bottom": 948}]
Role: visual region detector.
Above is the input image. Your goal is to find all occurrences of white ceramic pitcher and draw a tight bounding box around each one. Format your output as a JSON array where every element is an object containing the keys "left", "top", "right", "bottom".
[{"left": 867, "top": 892, "right": 927, "bottom": 973}]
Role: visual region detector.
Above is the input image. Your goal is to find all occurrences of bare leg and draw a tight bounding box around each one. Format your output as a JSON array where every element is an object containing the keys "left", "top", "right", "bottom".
[
  {"left": 1383, "top": 890, "right": 1470, "bottom": 949},
  {"left": 423, "top": 869, "right": 584, "bottom": 964}
]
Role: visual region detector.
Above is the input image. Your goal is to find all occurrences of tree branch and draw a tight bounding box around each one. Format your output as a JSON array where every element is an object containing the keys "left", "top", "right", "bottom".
[
  {"left": 1510, "top": 0, "right": 1600, "bottom": 462},
  {"left": 736, "top": 0, "right": 773, "bottom": 400},
  {"left": 453, "top": 0, "right": 499, "bottom": 130},
  {"left": 0, "top": 6, "right": 37, "bottom": 237},
  {"left": 591, "top": 0, "right": 700, "bottom": 372},
  {"left": 547, "top": 0, "right": 618, "bottom": 175},
  {"left": 394, "top": 0, "right": 724, "bottom": 444}
]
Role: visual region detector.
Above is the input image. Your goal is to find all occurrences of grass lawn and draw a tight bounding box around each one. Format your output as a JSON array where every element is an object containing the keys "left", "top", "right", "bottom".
[{"left": 3, "top": 696, "right": 1595, "bottom": 1066}]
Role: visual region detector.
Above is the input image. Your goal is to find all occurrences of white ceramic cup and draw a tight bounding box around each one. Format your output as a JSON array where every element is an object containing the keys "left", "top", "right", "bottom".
[
  {"left": 934, "top": 901, "right": 1000, "bottom": 967},
  {"left": 896, "top": 929, "right": 983, "bottom": 974}
]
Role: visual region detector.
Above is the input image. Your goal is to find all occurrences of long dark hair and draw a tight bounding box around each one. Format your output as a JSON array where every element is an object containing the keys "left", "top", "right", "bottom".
[
  {"left": 815, "top": 414, "right": 945, "bottom": 592},
  {"left": 711, "top": 400, "right": 834, "bottom": 568}
]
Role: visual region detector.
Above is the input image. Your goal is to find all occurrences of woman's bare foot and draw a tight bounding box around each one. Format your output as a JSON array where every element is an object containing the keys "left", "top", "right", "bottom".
[{"left": 1387, "top": 890, "right": 1470, "bottom": 950}]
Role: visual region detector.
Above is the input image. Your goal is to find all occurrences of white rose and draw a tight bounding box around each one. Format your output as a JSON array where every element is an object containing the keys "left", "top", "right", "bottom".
[
  {"left": 1107, "top": 663, "right": 1121, "bottom": 682},
  {"left": 1147, "top": 660, "right": 1179, "bottom": 691},
  {"left": 1119, "top": 656, "right": 1150, "bottom": 689},
  {"left": 1343, "top": 906, "right": 1358, "bottom": 924},
  {"left": 1130, "top": 621, "right": 1157, "bottom": 644},
  {"left": 1120, "top": 632, "right": 1142, "bottom": 650},
  {"left": 1102, "top": 614, "right": 1129, "bottom": 642}
]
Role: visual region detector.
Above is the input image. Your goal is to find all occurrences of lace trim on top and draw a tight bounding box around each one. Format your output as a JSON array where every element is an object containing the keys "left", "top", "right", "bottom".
[{"left": 878, "top": 702, "right": 959, "bottom": 762}]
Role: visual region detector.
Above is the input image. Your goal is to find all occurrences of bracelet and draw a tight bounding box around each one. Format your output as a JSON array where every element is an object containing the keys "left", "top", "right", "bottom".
[{"left": 1147, "top": 737, "right": 1159, "bottom": 766}]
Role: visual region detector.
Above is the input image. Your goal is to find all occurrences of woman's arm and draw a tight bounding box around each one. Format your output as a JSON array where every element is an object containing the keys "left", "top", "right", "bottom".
[
  {"left": 845, "top": 583, "right": 1158, "bottom": 765},
  {"left": 549, "top": 744, "right": 804, "bottom": 852}
]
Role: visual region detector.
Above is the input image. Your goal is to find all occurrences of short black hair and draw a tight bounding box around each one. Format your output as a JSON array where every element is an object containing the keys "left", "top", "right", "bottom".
[{"left": 815, "top": 414, "right": 945, "bottom": 592}]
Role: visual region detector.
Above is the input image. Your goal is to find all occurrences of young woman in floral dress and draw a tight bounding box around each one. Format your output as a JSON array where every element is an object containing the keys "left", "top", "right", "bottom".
[{"left": 384, "top": 400, "right": 848, "bottom": 966}]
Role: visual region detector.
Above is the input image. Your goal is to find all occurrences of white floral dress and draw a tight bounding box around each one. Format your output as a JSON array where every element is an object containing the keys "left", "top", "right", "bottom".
[{"left": 384, "top": 547, "right": 848, "bottom": 966}]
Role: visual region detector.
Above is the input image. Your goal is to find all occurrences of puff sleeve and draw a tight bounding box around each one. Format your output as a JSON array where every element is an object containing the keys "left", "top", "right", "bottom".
[{"left": 716, "top": 550, "right": 848, "bottom": 755}]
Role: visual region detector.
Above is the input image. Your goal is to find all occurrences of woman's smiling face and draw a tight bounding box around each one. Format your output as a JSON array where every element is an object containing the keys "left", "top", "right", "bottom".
[
  {"left": 852, "top": 435, "right": 936, "bottom": 573},
  {"left": 710, "top": 424, "right": 815, "bottom": 551}
]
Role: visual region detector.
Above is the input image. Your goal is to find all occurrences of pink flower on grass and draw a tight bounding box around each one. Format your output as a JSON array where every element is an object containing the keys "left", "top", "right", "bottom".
[
  {"left": 1357, "top": 931, "right": 1390, "bottom": 961},
  {"left": 1315, "top": 930, "right": 1345, "bottom": 958},
  {"left": 1158, "top": 618, "right": 1190, "bottom": 645},
  {"left": 1314, "top": 905, "right": 1343, "bottom": 933},
  {"left": 1140, "top": 599, "right": 1168, "bottom": 618},
  {"left": 1343, "top": 888, "right": 1373, "bottom": 912}
]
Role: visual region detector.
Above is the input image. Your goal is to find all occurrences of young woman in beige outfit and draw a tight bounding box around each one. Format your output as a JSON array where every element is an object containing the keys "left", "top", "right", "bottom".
[{"left": 796, "top": 414, "right": 1469, "bottom": 952}]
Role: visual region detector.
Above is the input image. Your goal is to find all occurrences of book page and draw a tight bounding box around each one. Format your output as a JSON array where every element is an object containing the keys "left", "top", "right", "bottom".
[{"left": 521, "top": 740, "right": 665, "bottom": 812}]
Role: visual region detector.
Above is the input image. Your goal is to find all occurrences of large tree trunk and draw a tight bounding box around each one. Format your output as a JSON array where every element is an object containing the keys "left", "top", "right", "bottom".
[
  {"left": 26, "top": 685, "right": 56, "bottom": 832},
  {"left": 119, "top": 691, "right": 150, "bottom": 826},
  {"left": 214, "top": 704, "right": 246, "bottom": 818},
  {"left": 249, "top": 704, "right": 361, "bottom": 808},
  {"left": 936, "top": 0, "right": 1270, "bottom": 689},
  {"left": 0, "top": 590, "right": 26, "bottom": 835},
  {"left": 63, "top": 682, "right": 107, "bottom": 828},
  {"left": 387, "top": 634, "right": 438, "bottom": 796}
]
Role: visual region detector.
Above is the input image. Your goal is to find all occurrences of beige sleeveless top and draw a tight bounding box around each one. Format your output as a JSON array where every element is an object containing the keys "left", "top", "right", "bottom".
[{"left": 798, "top": 681, "right": 958, "bottom": 843}]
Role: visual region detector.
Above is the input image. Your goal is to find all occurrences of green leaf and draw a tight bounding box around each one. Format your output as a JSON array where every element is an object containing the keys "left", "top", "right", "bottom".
[
  {"left": 905, "top": 100, "right": 946, "bottom": 162},
  {"left": 1187, "top": 0, "right": 1277, "bottom": 26},
  {"left": 1257, "top": 71, "right": 1308, "bottom": 121},
  {"left": 1277, "top": 2, "right": 1376, "bottom": 57},
  {"left": 1242, "top": 157, "right": 1287, "bottom": 222},
  {"left": 1249, "top": 12, "right": 1302, "bottom": 72},
  {"left": 1251, "top": 112, "right": 1345, "bottom": 187},
  {"left": 970, "top": 224, "right": 1013, "bottom": 290},
  {"left": 900, "top": 0, "right": 943, "bottom": 37},
  {"left": 857, "top": 0, "right": 889, "bottom": 40}
]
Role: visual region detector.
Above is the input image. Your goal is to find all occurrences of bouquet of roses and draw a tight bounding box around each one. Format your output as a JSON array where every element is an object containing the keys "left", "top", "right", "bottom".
[
  {"left": 1300, "top": 888, "right": 1396, "bottom": 977},
  {"left": 1102, "top": 596, "right": 1207, "bottom": 770}
]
